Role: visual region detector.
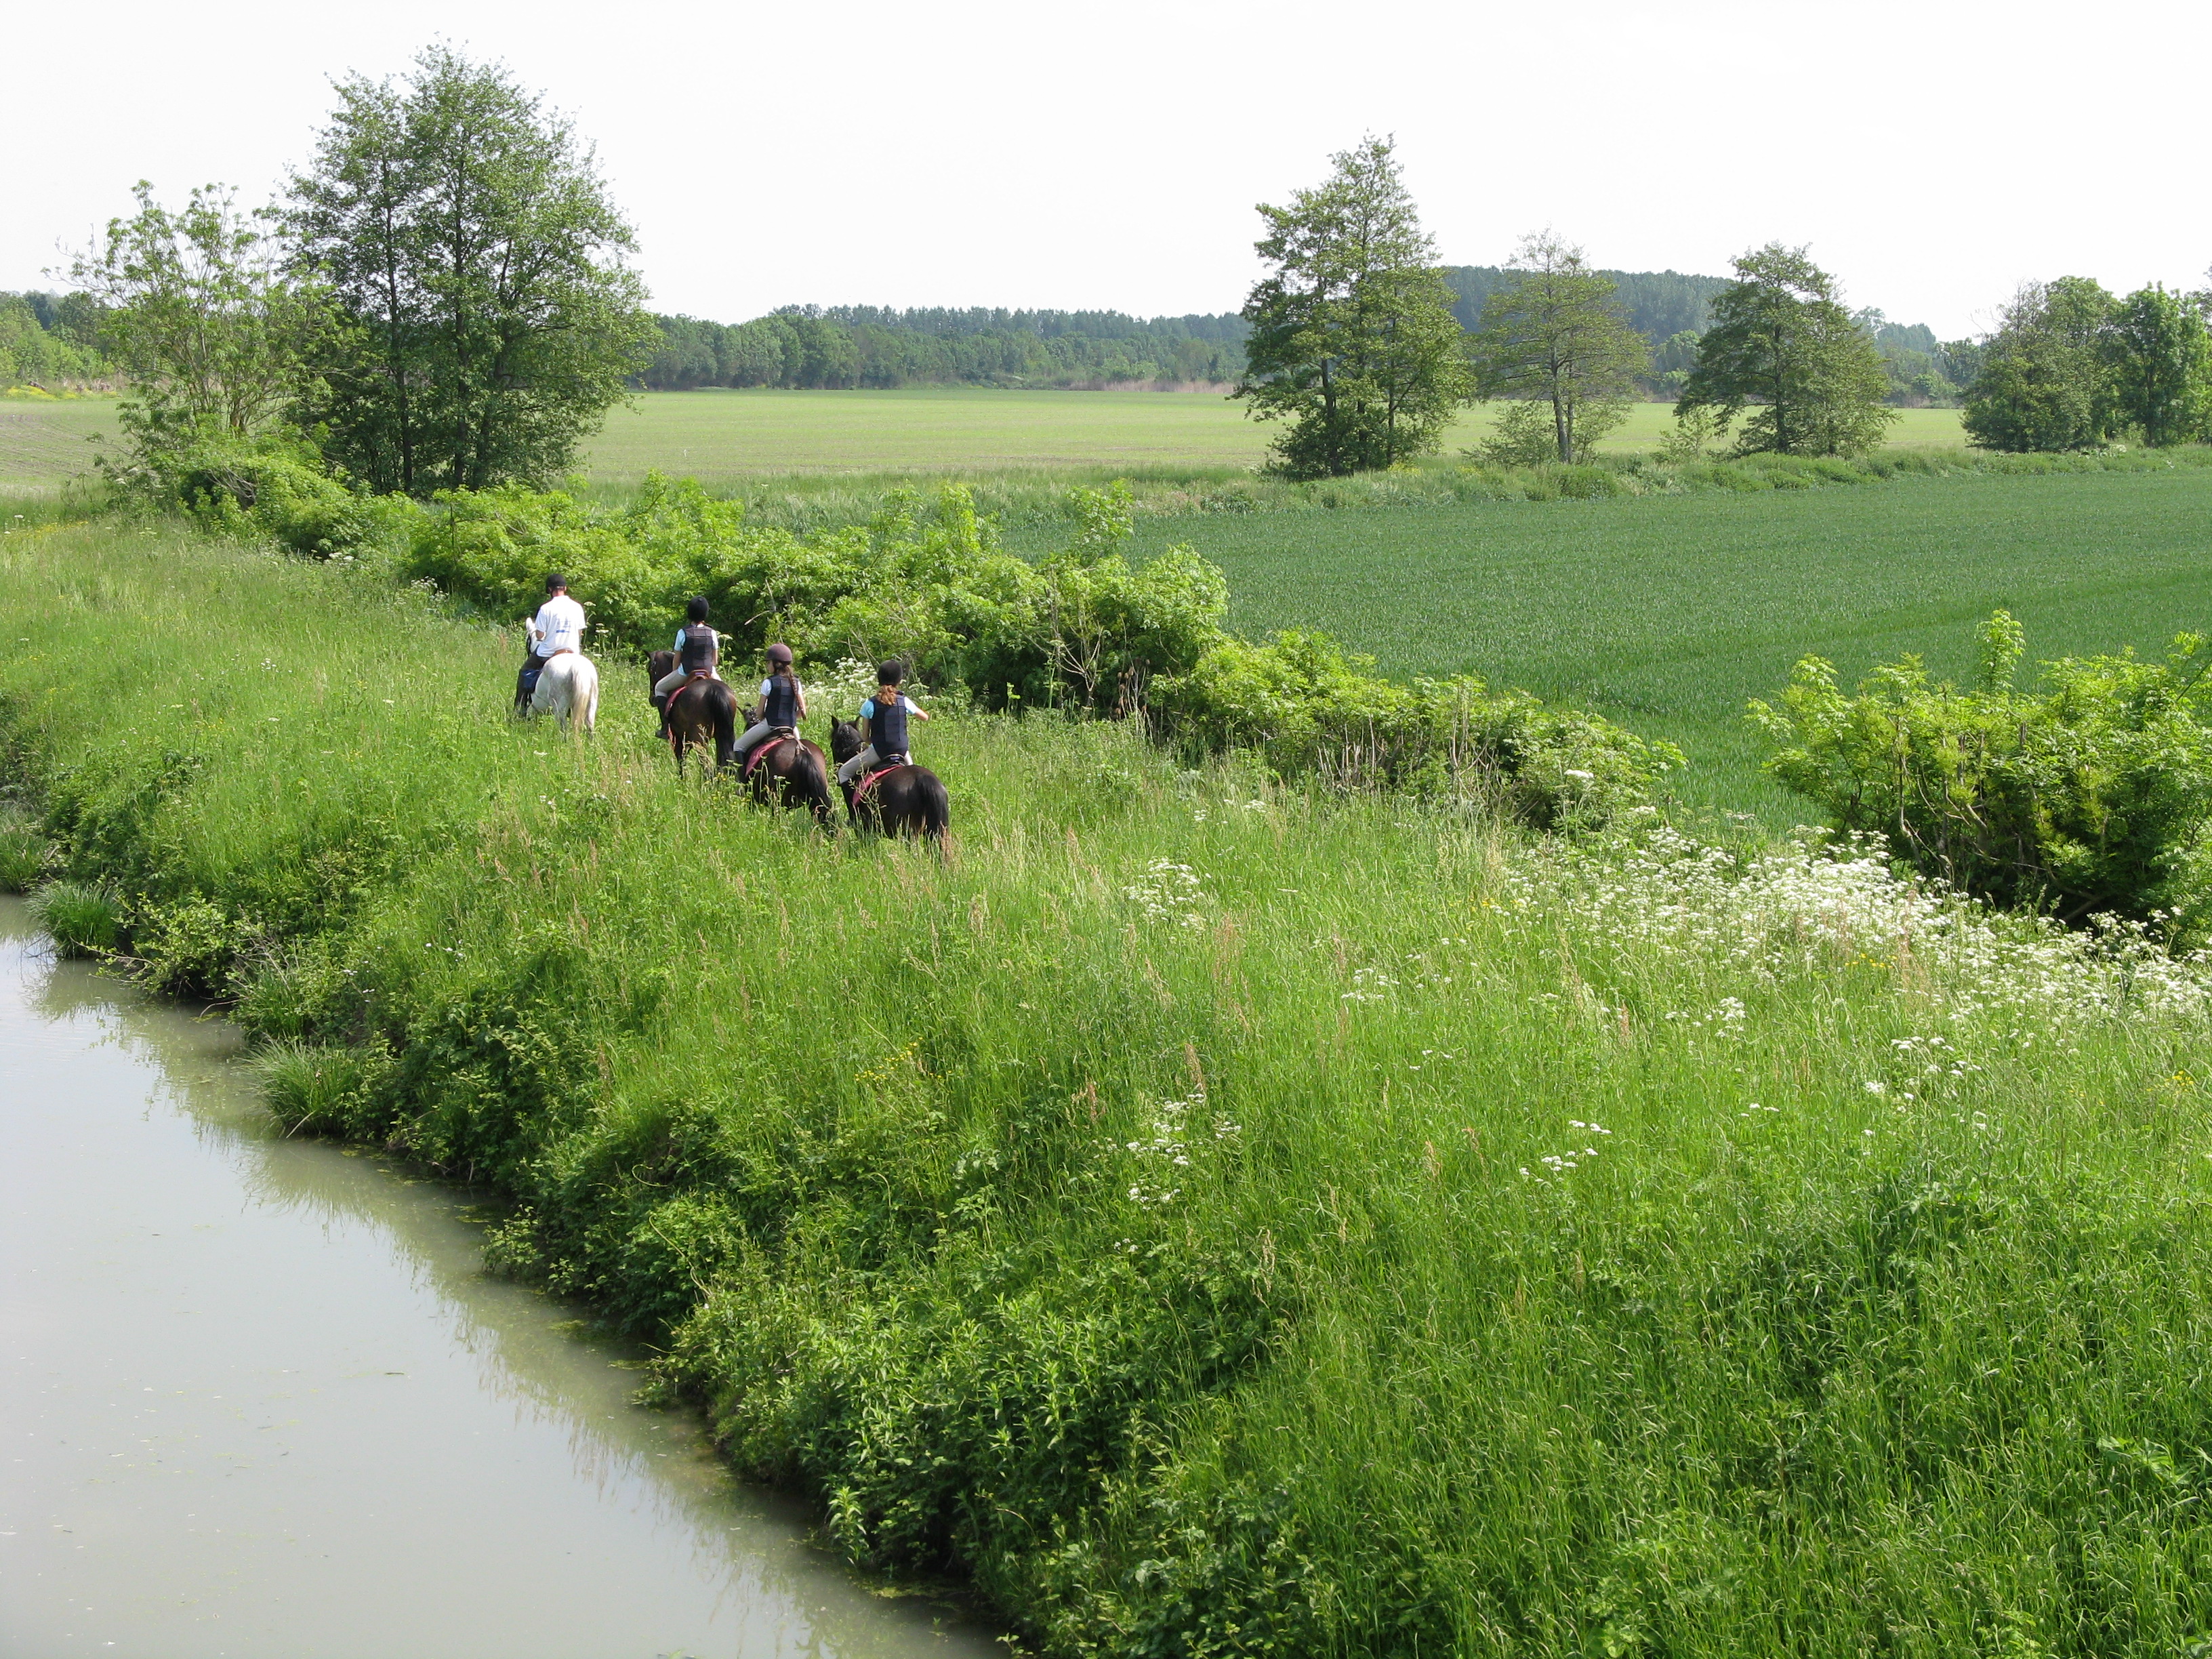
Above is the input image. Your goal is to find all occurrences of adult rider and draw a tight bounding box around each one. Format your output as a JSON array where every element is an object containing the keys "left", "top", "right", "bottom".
[{"left": 516, "top": 573, "right": 586, "bottom": 710}]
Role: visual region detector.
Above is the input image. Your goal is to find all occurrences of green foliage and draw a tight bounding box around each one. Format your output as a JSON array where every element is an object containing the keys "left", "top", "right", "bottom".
[
  {"left": 1679, "top": 243, "right": 1898, "bottom": 457},
  {"left": 0, "top": 817, "right": 52, "bottom": 890},
  {"left": 28, "top": 880, "right": 124, "bottom": 955},
  {"left": 1153, "top": 628, "right": 1679, "bottom": 823},
  {"left": 1237, "top": 137, "right": 1473, "bottom": 478},
  {"left": 1470, "top": 232, "right": 1647, "bottom": 464},
  {"left": 2107, "top": 285, "right": 2212, "bottom": 449},
  {"left": 65, "top": 182, "right": 329, "bottom": 472},
  {"left": 641, "top": 307, "right": 1248, "bottom": 391},
  {"left": 286, "top": 47, "right": 656, "bottom": 495},
  {"left": 130, "top": 425, "right": 419, "bottom": 561},
  {"left": 0, "top": 292, "right": 108, "bottom": 389},
  {"left": 1963, "top": 277, "right": 2119, "bottom": 452},
  {"left": 1753, "top": 612, "right": 2212, "bottom": 932},
  {"left": 12, "top": 521, "right": 2212, "bottom": 1654}
]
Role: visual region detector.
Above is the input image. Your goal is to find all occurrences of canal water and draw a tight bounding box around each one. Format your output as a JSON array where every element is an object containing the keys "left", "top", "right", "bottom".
[{"left": 0, "top": 900, "right": 992, "bottom": 1659}]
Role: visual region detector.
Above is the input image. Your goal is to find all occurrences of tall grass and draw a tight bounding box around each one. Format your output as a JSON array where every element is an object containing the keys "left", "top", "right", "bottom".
[{"left": 7, "top": 519, "right": 2212, "bottom": 1653}]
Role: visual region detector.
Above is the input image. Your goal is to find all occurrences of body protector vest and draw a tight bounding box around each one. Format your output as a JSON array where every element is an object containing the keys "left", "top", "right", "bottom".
[
  {"left": 679, "top": 623, "right": 718, "bottom": 675},
  {"left": 762, "top": 672, "right": 799, "bottom": 729},
  {"left": 868, "top": 693, "right": 909, "bottom": 758}
]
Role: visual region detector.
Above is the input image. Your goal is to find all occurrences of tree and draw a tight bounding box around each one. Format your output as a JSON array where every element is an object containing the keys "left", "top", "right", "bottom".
[
  {"left": 66, "top": 182, "right": 325, "bottom": 441},
  {"left": 1961, "top": 277, "right": 2116, "bottom": 453},
  {"left": 1236, "top": 137, "right": 1471, "bottom": 479},
  {"left": 2106, "top": 284, "right": 2211, "bottom": 448},
  {"left": 285, "top": 47, "right": 655, "bottom": 496},
  {"left": 1677, "top": 244, "right": 1895, "bottom": 457},
  {"left": 1469, "top": 232, "right": 1647, "bottom": 464}
]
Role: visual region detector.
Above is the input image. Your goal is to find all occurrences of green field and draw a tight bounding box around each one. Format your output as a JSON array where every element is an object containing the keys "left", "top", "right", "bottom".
[
  {"left": 8, "top": 518, "right": 2212, "bottom": 1653},
  {"left": 0, "top": 394, "right": 121, "bottom": 490},
  {"left": 0, "top": 390, "right": 1971, "bottom": 493},
  {"left": 583, "top": 391, "right": 1968, "bottom": 484},
  {"left": 1052, "top": 468, "right": 2212, "bottom": 823}
]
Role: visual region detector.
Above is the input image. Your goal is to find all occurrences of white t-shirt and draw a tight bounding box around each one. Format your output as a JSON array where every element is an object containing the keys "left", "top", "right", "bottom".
[{"left": 531, "top": 594, "right": 586, "bottom": 657}]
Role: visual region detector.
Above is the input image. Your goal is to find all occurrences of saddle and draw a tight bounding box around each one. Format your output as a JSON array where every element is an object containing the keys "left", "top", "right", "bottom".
[
  {"left": 742, "top": 727, "right": 798, "bottom": 779},
  {"left": 852, "top": 756, "right": 910, "bottom": 802}
]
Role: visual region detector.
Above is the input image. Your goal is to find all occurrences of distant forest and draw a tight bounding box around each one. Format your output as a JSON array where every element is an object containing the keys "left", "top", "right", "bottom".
[
  {"left": 3, "top": 271, "right": 1961, "bottom": 406},
  {"left": 637, "top": 307, "right": 1248, "bottom": 392},
  {"left": 636, "top": 274, "right": 1961, "bottom": 403}
]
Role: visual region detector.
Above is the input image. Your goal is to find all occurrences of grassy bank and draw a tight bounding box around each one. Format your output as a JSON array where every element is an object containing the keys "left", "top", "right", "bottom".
[{"left": 9, "top": 519, "right": 2212, "bottom": 1654}]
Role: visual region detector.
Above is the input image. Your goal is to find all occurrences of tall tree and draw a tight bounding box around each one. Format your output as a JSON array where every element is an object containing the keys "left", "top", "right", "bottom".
[
  {"left": 1677, "top": 244, "right": 1895, "bottom": 457},
  {"left": 285, "top": 47, "right": 655, "bottom": 495},
  {"left": 1961, "top": 277, "right": 2117, "bottom": 452},
  {"left": 2106, "top": 284, "right": 2211, "bottom": 448},
  {"left": 1469, "top": 232, "right": 1648, "bottom": 464},
  {"left": 1235, "top": 137, "right": 1471, "bottom": 479},
  {"left": 67, "top": 182, "right": 325, "bottom": 441}
]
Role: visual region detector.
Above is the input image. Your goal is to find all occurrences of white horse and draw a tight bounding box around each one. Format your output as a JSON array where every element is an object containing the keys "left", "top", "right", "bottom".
[{"left": 529, "top": 652, "right": 599, "bottom": 733}]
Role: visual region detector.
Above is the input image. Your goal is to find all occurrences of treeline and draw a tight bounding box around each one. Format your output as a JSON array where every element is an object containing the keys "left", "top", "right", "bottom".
[
  {"left": 1446, "top": 267, "right": 1959, "bottom": 405},
  {"left": 0, "top": 291, "right": 111, "bottom": 388},
  {"left": 1961, "top": 277, "right": 2212, "bottom": 451},
  {"left": 637, "top": 306, "right": 1248, "bottom": 391}
]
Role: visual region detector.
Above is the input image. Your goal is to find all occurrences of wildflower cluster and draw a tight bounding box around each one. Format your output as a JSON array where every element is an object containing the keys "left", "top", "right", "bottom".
[
  {"left": 1125, "top": 859, "right": 1206, "bottom": 928},
  {"left": 1510, "top": 826, "right": 2212, "bottom": 1039}
]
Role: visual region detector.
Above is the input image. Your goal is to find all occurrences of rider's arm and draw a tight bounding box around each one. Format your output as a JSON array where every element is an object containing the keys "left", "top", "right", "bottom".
[
  {"left": 908, "top": 697, "right": 932, "bottom": 722},
  {"left": 795, "top": 685, "right": 808, "bottom": 719}
]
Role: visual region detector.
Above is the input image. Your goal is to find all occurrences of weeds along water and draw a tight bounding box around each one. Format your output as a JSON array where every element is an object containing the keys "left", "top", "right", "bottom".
[{"left": 8, "top": 520, "right": 2212, "bottom": 1654}]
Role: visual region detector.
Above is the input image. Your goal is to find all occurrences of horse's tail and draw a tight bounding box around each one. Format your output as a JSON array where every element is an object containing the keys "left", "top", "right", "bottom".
[
  {"left": 712, "top": 684, "right": 737, "bottom": 769},
  {"left": 576, "top": 659, "right": 599, "bottom": 733},
  {"left": 917, "top": 769, "right": 950, "bottom": 841}
]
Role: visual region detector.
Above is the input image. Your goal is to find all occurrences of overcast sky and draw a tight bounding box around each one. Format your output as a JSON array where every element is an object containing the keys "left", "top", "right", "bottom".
[{"left": 6, "top": 0, "right": 2201, "bottom": 339}]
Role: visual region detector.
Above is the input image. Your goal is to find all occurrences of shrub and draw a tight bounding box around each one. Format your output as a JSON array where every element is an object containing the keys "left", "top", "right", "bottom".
[
  {"left": 1750, "top": 611, "right": 2212, "bottom": 935},
  {"left": 118, "top": 424, "right": 419, "bottom": 562},
  {"left": 27, "top": 880, "right": 124, "bottom": 955},
  {"left": 1153, "top": 628, "right": 1680, "bottom": 826}
]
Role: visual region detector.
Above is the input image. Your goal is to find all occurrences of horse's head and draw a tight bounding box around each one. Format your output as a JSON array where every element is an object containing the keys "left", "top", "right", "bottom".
[
  {"left": 646, "top": 649, "right": 676, "bottom": 689},
  {"left": 828, "top": 716, "right": 863, "bottom": 763}
]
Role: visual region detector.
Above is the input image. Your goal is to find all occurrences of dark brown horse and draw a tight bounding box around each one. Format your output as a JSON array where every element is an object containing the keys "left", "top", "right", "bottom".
[
  {"left": 829, "top": 717, "right": 949, "bottom": 840},
  {"left": 739, "top": 731, "right": 837, "bottom": 824},
  {"left": 647, "top": 650, "right": 737, "bottom": 775}
]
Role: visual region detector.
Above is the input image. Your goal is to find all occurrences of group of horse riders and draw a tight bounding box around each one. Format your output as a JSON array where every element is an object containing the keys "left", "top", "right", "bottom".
[{"left": 517, "top": 571, "right": 930, "bottom": 791}]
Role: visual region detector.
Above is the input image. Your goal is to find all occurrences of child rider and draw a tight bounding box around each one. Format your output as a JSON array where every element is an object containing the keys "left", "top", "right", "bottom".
[{"left": 836, "top": 659, "right": 930, "bottom": 786}]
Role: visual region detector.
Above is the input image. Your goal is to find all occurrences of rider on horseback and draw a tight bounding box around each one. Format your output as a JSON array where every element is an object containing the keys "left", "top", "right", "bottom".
[
  {"left": 516, "top": 573, "right": 585, "bottom": 709},
  {"left": 836, "top": 659, "right": 931, "bottom": 787},
  {"left": 653, "top": 596, "right": 721, "bottom": 737},
  {"left": 733, "top": 643, "right": 808, "bottom": 769}
]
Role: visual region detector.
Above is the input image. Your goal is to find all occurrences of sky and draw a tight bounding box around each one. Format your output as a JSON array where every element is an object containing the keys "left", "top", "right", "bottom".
[{"left": 6, "top": 0, "right": 2206, "bottom": 340}]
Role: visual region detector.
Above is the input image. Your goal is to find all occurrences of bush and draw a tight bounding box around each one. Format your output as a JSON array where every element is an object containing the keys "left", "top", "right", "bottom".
[
  {"left": 1751, "top": 611, "right": 2212, "bottom": 935},
  {"left": 117, "top": 423, "right": 419, "bottom": 563},
  {"left": 1153, "top": 628, "right": 1681, "bottom": 826},
  {"left": 28, "top": 880, "right": 124, "bottom": 955}
]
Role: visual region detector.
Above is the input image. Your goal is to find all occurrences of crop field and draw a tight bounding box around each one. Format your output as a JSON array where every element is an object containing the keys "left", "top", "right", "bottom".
[
  {"left": 7, "top": 517, "right": 2212, "bottom": 1653},
  {"left": 1072, "top": 466, "right": 2212, "bottom": 823},
  {"left": 0, "top": 390, "right": 1971, "bottom": 496},
  {"left": 0, "top": 394, "right": 120, "bottom": 491},
  {"left": 584, "top": 390, "right": 1968, "bottom": 483}
]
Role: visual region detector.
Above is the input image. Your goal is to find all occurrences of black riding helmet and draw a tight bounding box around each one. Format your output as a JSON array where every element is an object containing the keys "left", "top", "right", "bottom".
[
  {"left": 685, "top": 596, "right": 710, "bottom": 622},
  {"left": 876, "top": 659, "right": 904, "bottom": 687}
]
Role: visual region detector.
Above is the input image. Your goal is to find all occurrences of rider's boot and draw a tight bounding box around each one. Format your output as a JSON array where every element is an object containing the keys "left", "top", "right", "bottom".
[{"left": 653, "top": 692, "right": 670, "bottom": 738}]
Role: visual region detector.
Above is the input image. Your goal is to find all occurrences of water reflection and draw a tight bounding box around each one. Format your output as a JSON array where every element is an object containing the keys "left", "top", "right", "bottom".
[{"left": 0, "top": 899, "right": 991, "bottom": 1659}]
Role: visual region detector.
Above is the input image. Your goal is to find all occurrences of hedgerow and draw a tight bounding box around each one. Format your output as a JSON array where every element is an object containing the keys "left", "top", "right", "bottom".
[{"left": 138, "top": 436, "right": 1675, "bottom": 827}]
